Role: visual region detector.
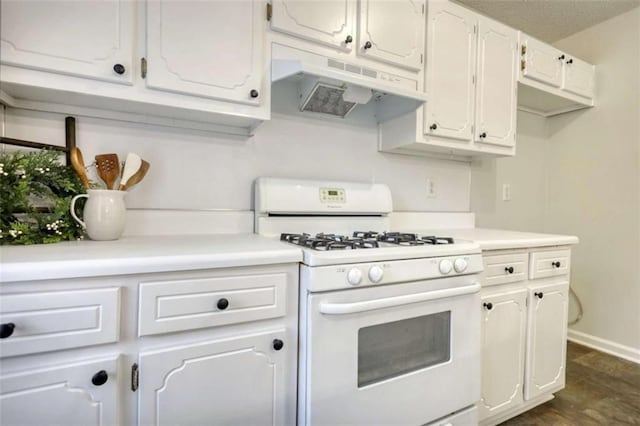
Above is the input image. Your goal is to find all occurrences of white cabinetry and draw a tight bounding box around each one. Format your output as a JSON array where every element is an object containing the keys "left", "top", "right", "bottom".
[
  {"left": 0, "top": 0, "right": 135, "bottom": 85},
  {"left": 146, "top": 0, "right": 265, "bottom": 105},
  {"left": 479, "top": 247, "right": 571, "bottom": 426},
  {"left": 518, "top": 33, "right": 595, "bottom": 116},
  {"left": 139, "top": 331, "right": 287, "bottom": 426},
  {"left": 380, "top": 0, "right": 517, "bottom": 158},
  {"left": 270, "top": 0, "right": 425, "bottom": 71}
]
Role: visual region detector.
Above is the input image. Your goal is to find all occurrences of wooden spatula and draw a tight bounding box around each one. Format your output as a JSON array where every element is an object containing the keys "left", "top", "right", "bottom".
[
  {"left": 70, "top": 147, "right": 91, "bottom": 189},
  {"left": 118, "top": 153, "right": 142, "bottom": 191},
  {"left": 121, "top": 159, "right": 150, "bottom": 191},
  {"left": 95, "top": 153, "right": 120, "bottom": 189}
]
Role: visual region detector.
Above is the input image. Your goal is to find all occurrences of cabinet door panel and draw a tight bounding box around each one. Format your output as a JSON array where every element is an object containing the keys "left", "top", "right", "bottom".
[
  {"left": 146, "top": 0, "right": 264, "bottom": 104},
  {"left": 563, "top": 56, "right": 595, "bottom": 99},
  {"left": 479, "top": 289, "right": 527, "bottom": 421},
  {"left": 0, "top": 0, "right": 134, "bottom": 84},
  {"left": 358, "top": 0, "right": 425, "bottom": 70},
  {"left": 425, "top": 1, "right": 476, "bottom": 142},
  {"left": 139, "top": 330, "right": 287, "bottom": 426},
  {"left": 475, "top": 17, "right": 517, "bottom": 147},
  {"left": 0, "top": 356, "right": 120, "bottom": 426},
  {"left": 271, "top": 0, "right": 356, "bottom": 50},
  {"left": 521, "top": 35, "right": 563, "bottom": 87},
  {"left": 525, "top": 281, "right": 569, "bottom": 400}
]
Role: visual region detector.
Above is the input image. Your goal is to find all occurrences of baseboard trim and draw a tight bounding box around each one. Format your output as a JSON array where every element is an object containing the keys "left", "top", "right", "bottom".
[{"left": 567, "top": 329, "right": 640, "bottom": 364}]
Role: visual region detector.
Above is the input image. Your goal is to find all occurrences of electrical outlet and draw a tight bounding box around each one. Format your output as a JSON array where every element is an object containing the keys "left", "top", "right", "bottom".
[
  {"left": 427, "top": 178, "right": 437, "bottom": 198},
  {"left": 502, "top": 184, "right": 511, "bottom": 201}
]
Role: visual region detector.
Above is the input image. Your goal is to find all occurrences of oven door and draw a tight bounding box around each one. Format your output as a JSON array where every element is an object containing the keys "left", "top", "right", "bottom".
[{"left": 302, "top": 276, "right": 481, "bottom": 426}]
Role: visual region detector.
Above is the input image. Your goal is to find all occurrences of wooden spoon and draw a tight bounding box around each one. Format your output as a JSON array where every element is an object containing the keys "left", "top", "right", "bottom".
[
  {"left": 118, "top": 153, "right": 142, "bottom": 191},
  {"left": 69, "top": 147, "right": 90, "bottom": 189},
  {"left": 121, "top": 160, "right": 150, "bottom": 191},
  {"left": 95, "top": 153, "right": 120, "bottom": 189}
]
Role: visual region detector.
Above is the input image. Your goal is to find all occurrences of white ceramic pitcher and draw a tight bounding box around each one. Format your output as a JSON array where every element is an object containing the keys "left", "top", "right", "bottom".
[{"left": 70, "top": 189, "right": 126, "bottom": 241}]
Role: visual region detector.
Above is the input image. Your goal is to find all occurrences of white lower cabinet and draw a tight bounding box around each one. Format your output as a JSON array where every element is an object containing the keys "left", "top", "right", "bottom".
[
  {"left": 0, "top": 355, "right": 121, "bottom": 426},
  {"left": 138, "top": 330, "right": 288, "bottom": 426},
  {"left": 479, "top": 247, "right": 571, "bottom": 425}
]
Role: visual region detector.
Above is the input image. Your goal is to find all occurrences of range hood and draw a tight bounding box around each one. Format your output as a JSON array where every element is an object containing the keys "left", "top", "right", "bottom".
[{"left": 272, "top": 44, "right": 427, "bottom": 122}]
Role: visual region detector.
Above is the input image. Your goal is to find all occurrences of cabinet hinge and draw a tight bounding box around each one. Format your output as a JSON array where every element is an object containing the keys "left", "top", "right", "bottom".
[
  {"left": 131, "top": 363, "right": 139, "bottom": 392},
  {"left": 420, "top": 53, "right": 423, "bottom": 64},
  {"left": 521, "top": 60, "right": 526, "bottom": 71},
  {"left": 521, "top": 45, "right": 527, "bottom": 56},
  {"left": 472, "top": 75, "right": 475, "bottom": 84},
  {"left": 422, "top": 3, "right": 425, "bottom": 15},
  {"left": 474, "top": 25, "right": 477, "bottom": 34},
  {"left": 266, "top": 3, "right": 272, "bottom": 21},
  {"left": 140, "top": 58, "right": 147, "bottom": 79}
]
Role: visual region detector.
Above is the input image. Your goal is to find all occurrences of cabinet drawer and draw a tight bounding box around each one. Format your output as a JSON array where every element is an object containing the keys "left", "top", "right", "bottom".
[
  {"left": 529, "top": 249, "right": 571, "bottom": 279},
  {"left": 0, "top": 288, "right": 120, "bottom": 358},
  {"left": 139, "top": 273, "right": 287, "bottom": 336},
  {"left": 482, "top": 253, "right": 528, "bottom": 287}
]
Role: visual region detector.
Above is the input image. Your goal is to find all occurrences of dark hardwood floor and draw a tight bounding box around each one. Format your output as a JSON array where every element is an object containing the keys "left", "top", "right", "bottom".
[{"left": 502, "top": 341, "right": 640, "bottom": 425}]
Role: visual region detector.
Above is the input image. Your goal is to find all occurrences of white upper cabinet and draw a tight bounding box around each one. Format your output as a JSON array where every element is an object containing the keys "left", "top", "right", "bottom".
[
  {"left": 474, "top": 16, "right": 518, "bottom": 147},
  {"left": 270, "top": 0, "right": 356, "bottom": 51},
  {"left": 563, "top": 56, "right": 595, "bottom": 99},
  {"left": 270, "top": 0, "right": 425, "bottom": 71},
  {"left": 0, "top": 0, "right": 134, "bottom": 84},
  {"left": 520, "top": 35, "right": 563, "bottom": 87},
  {"left": 424, "top": 0, "right": 476, "bottom": 142},
  {"left": 146, "top": 0, "right": 265, "bottom": 105},
  {"left": 358, "top": 0, "right": 425, "bottom": 71}
]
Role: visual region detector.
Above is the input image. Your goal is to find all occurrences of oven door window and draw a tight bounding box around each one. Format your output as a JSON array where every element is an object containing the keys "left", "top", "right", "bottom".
[{"left": 358, "top": 311, "right": 451, "bottom": 387}]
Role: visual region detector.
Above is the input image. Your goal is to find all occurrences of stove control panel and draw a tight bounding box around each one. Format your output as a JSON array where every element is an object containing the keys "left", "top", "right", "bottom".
[
  {"left": 347, "top": 268, "right": 363, "bottom": 285},
  {"left": 319, "top": 187, "right": 346, "bottom": 203}
]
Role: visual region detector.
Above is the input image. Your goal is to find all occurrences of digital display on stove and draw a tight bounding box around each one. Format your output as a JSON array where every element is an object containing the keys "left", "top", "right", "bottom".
[{"left": 328, "top": 190, "right": 338, "bottom": 196}]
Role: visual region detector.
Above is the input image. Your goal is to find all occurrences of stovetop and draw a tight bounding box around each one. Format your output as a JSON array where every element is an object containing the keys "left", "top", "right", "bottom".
[{"left": 281, "top": 232, "right": 456, "bottom": 251}]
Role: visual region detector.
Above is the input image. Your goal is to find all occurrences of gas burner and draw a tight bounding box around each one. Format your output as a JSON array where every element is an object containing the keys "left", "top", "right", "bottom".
[
  {"left": 280, "top": 233, "right": 379, "bottom": 251},
  {"left": 377, "top": 232, "right": 456, "bottom": 246}
]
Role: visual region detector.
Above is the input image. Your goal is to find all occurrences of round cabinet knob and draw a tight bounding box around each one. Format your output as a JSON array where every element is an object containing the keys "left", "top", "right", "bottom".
[
  {"left": 534, "top": 292, "right": 544, "bottom": 299},
  {"left": 364, "top": 41, "right": 372, "bottom": 50},
  {"left": 558, "top": 54, "right": 565, "bottom": 61},
  {"left": 479, "top": 132, "right": 487, "bottom": 139},
  {"left": 250, "top": 89, "right": 259, "bottom": 98},
  {"left": 0, "top": 322, "right": 15, "bottom": 339},
  {"left": 113, "top": 64, "right": 125, "bottom": 75},
  {"left": 272, "top": 339, "right": 284, "bottom": 351},
  {"left": 552, "top": 261, "right": 561, "bottom": 268},
  {"left": 505, "top": 266, "right": 514, "bottom": 274},
  {"left": 566, "top": 58, "right": 573, "bottom": 64},
  {"left": 439, "top": 259, "right": 453, "bottom": 275},
  {"left": 91, "top": 370, "right": 108, "bottom": 386},
  {"left": 429, "top": 123, "right": 437, "bottom": 131},
  {"left": 453, "top": 258, "right": 468, "bottom": 273},
  {"left": 347, "top": 268, "right": 363, "bottom": 285},
  {"left": 368, "top": 265, "right": 384, "bottom": 283},
  {"left": 345, "top": 35, "right": 353, "bottom": 44},
  {"left": 217, "top": 298, "right": 229, "bottom": 310},
  {"left": 483, "top": 302, "right": 493, "bottom": 311}
]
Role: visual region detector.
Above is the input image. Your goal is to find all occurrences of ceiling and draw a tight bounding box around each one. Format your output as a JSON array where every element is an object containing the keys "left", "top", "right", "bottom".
[{"left": 456, "top": 0, "right": 640, "bottom": 42}]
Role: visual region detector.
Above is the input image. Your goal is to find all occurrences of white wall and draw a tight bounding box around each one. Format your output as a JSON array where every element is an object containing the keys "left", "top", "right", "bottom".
[
  {"left": 2, "top": 107, "right": 471, "bottom": 212},
  {"left": 471, "top": 7, "right": 640, "bottom": 357}
]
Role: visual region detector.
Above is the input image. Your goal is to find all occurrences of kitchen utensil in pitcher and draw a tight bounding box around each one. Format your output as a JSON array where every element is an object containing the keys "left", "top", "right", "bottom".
[
  {"left": 70, "top": 147, "right": 91, "bottom": 189},
  {"left": 118, "top": 153, "right": 142, "bottom": 191},
  {"left": 120, "top": 159, "right": 150, "bottom": 191},
  {"left": 95, "top": 153, "right": 120, "bottom": 189}
]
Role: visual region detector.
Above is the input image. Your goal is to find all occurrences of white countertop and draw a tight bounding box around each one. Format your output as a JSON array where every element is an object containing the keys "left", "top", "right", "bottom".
[
  {"left": 422, "top": 228, "right": 579, "bottom": 251},
  {"left": 0, "top": 234, "right": 302, "bottom": 283}
]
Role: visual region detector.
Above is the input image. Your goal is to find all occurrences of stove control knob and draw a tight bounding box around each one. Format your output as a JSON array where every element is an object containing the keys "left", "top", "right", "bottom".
[
  {"left": 368, "top": 265, "right": 384, "bottom": 283},
  {"left": 347, "top": 268, "right": 363, "bottom": 285},
  {"left": 439, "top": 259, "right": 453, "bottom": 275},
  {"left": 454, "top": 258, "right": 468, "bottom": 273}
]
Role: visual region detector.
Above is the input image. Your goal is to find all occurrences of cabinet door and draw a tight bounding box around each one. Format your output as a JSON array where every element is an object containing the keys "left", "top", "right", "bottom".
[
  {"left": 0, "top": 0, "right": 134, "bottom": 84},
  {"left": 563, "top": 56, "right": 595, "bottom": 99},
  {"left": 525, "top": 281, "right": 569, "bottom": 400},
  {"left": 139, "top": 330, "right": 288, "bottom": 426},
  {"left": 521, "top": 35, "right": 563, "bottom": 87},
  {"left": 424, "top": 1, "right": 476, "bottom": 142},
  {"left": 0, "top": 356, "right": 120, "bottom": 426},
  {"left": 270, "top": 0, "right": 356, "bottom": 51},
  {"left": 146, "top": 0, "right": 265, "bottom": 105},
  {"left": 479, "top": 289, "right": 527, "bottom": 421},
  {"left": 357, "top": 0, "right": 425, "bottom": 71},
  {"left": 475, "top": 17, "right": 517, "bottom": 147}
]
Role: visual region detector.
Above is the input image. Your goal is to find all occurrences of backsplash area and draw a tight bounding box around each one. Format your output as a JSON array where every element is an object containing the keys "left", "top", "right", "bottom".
[{"left": 3, "top": 107, "right": 471, "bottom": 212}]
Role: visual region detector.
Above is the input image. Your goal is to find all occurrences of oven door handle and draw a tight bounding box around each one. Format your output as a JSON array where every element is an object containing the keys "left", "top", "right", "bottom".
[{"left": 319, "top": 282, "right": 481, "bottom": 315}]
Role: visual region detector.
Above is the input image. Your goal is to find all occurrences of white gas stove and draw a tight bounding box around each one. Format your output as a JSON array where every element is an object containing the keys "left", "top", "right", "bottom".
[{"left": 255, "top": 177, "right": 482, "bottom": 426}]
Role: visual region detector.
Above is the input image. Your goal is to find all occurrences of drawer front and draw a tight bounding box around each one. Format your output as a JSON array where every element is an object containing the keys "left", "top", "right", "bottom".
[
  {"left": 529, "top": 249, "right": 571, "bottom": 279},
  {"left": 0, "top": 288, "right": 120, "bottom": 358},
  {"left": 139, "top": 273, "right": 287, "bottom": 336},
  {"left": 482, "top": 253, "right": 528, "bottom": 287}
]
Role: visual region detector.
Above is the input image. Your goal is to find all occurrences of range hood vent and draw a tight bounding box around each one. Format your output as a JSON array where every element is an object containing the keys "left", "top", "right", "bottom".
[{"left": 272, "top": 44, "right": 427, "bottom": 122}]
